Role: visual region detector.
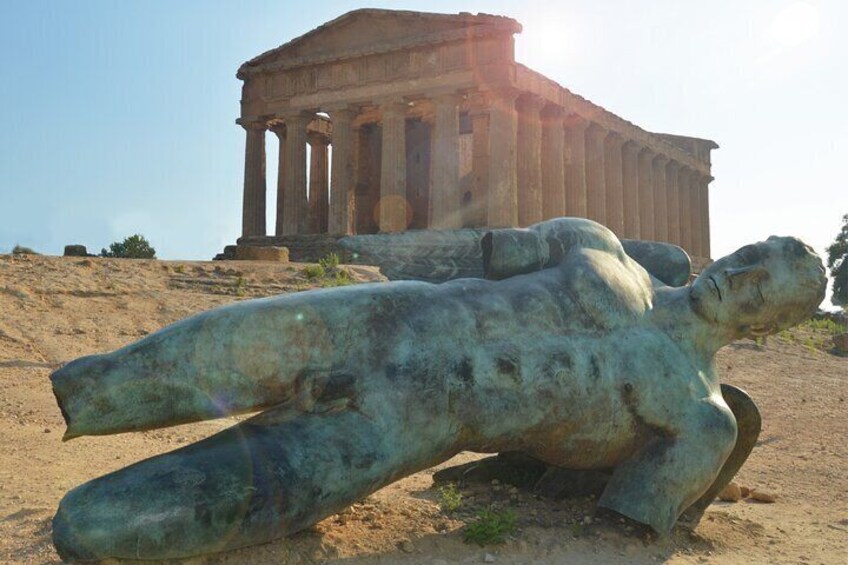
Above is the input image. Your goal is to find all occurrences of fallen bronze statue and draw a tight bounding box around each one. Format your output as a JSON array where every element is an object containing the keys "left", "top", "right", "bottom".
[{"left": 50, "top": 218, "right": 826, "bottom": 561}]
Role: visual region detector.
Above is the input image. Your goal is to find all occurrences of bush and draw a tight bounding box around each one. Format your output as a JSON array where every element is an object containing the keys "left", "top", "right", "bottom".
[
  {"left": 826, "top": 214, "right": 847, "bottom": 308},
  {"left": 303, "top": 264, "right": 325, "bottom": 279},
  {"left": 437, "top": 483, "right": 463, "bottom": 514},
  {"left": 319, "top": 252, "right": 340, "bottom": 271},
  {"left": 12, "top": 245, "right": 38, "bottom": 255},
  {"left": 101, "top": 235, "right": 156, "bottom": 259}
]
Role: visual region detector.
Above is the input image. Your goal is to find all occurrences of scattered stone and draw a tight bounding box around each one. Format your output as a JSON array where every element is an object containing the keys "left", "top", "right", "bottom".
[
  {"left": 43, "top": 428, "right": 50, "bottom": 433},
  {"left": 483, "top": 553, "right": 497, "bottom": 563},
  {"left": 234, "top": 245, "right": 290, "bottom": 262},
  {"left": 749, "top": 490, "right": 777, "bottom": 503},
  {"left": 718, "top": 482, "right": 742, "bottom": 502},
  {"left": 740, "top": 485, "right": 752, "bottom": 498},
  {"left": 399, "top": 540, "right": 415, "bottom": 553}
]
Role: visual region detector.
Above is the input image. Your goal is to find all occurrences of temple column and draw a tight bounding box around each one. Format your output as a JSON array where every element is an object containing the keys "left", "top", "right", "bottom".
[
  {"left": 678, "top": 166, "right": 692, "bottom": 254},
  {"left": 241, "top": 121, "right": 267, "bottom": 237},
  {"left": 469, "top": 97, "right": 490, "bottom": 227},
  {"left": 652, "top": 155, "right": 669, "bottom": 242},
  {"left": 540, "top": 105, "right": 565, "bottom": 219},
  {"left": 379, "top": 99, "right": 408, "bottom": 232},
  {"left": 621, "top": 141, "right": 640, "bottom": 239},
  {"left": 584, "top": 123, "right": 607, "bottom": 225},
  {"left": 700, "top": 174, "right": 712, "bottom": 259},
  {"left": 281, "top": 112, "right": 310, "bottom": 235},
  {"left": 487, "top": 89, "right": 519, "bottom": 227},
  {"left": 689, "top": 172, "right": 703, "bottom": 258},
  {"left": 516, "top": 94, "right": 545, "bottom": 226},
  {"left": 328, "top": 108, "right": 355, "bottom": 235},
  {"left": 430, "top": 92, "right": 462, "bottom": 230},
  {"left": 564, "top": 115, "right": 589, "bottom": 217},
  {"left": 308, "top": 132, "right": 329, "bottom": 233},
  {"left": 637, "top": 148, "right": 655, "bottom": 240},
  {"left": 603, "top": 132, "right": 625, "bottom": 235},
  {"left": 269, "top": 123, "right": 286, "bottom": 236},
  {"left": 666, "top": 160, "right": 681, "bottom": 246}
]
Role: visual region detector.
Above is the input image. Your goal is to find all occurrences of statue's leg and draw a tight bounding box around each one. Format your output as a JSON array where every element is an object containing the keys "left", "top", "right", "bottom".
[
  {"left": 677, "top": 384, "right": 762, "bottom": 529},
  {"left": 596, "top": 402, "right": 738, "bottom": 534},
  {"left": 52, "top": 406, "right": 432, "bottom": 561}
]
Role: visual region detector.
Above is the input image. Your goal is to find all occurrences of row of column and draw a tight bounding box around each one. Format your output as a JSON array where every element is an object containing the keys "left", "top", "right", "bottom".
[
  {"left": 241, "top": 115, "right": 337, "bottom": 238},
  {"left": 511, "top": 94, "right": 712, "bottom": 258},
  {"left": 241, "top": 91, "right": 712, "bottom": 258},
  {"left": 241, "top": 93, "right": 477, "bottom": 240}
]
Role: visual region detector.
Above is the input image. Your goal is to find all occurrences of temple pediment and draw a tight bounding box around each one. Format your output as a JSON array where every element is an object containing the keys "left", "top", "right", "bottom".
[{"left": 238, "top": 9, "right": 520, "bottom": 77}]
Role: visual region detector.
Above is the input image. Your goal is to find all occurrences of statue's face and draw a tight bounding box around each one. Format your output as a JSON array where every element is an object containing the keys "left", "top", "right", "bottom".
[{"left": 690, "top": 236, "right": 826, "bottom": 337}]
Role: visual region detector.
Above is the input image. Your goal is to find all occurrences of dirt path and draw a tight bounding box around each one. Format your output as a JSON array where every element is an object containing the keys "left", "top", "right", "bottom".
[{"left": 1, "top": 254, "right": 845, "bottom": 564}]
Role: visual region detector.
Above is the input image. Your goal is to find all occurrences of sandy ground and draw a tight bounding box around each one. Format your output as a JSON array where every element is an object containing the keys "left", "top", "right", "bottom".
[{"left": 0, "top": 253, "right": 845, "bottom": 564}]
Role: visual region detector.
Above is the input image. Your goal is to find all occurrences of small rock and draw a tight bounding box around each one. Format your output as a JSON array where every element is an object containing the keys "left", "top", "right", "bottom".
[
  {"left": 740, "top": 486, "right": 751, "bottom": 498},
  {"left": 43, "top": 428, "right": 50, "bottom": 433},
  {"left": 483, "top": 553, "right": 497, "bottom": 563},
  {"left": 582, "top": 515, "right": 593, "bottom": 525},
  {"left": 718, "top": 482, "right": 742, "bottom": 502},
  {"left": 399, "top": 540, "right": 414, "bottom": 553},
  {"left": 749, "top": 490, "right": 777, "bottom": 503}
]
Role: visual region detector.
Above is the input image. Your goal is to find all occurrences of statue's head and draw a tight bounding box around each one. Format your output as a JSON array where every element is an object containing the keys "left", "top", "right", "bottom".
[{"left": 690, "top": 236, "right": 826, "bottom": 338}]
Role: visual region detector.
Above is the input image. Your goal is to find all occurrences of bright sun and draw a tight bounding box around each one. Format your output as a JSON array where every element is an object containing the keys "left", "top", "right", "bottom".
[{"left": 770, "top": 1, "right": 821, "bottom": 47}]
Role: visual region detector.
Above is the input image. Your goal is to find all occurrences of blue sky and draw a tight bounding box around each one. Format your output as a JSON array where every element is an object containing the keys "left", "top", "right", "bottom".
[{"left": 1, "top": 1, "right": 845, "bottom": 298}]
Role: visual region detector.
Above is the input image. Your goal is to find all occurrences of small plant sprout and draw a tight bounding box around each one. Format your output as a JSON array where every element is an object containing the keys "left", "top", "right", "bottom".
[
  {"left": 437, "top": 483, "right": 463, "bottom": 514},
  {"left": 463, "top": 508, "right": 517, "bottom": 546}
]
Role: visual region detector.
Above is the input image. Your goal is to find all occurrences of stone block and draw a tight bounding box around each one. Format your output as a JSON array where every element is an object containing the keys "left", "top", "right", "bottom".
[
  {"left": 235, "top": 245, "right": 290, "bottom": 262},
  {"left": 64, "top": 245, "right": 89, "bottom": 257}
]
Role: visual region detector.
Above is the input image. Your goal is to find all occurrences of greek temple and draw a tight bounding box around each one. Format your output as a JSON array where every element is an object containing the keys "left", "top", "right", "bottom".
[{"left": 233, "top": 9, "right": 717, "bottom": 262}]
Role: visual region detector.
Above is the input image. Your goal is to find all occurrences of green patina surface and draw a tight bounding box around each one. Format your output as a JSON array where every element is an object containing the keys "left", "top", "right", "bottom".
[{"left": 50, "top": 218, "right": 826, "bottom": 561}]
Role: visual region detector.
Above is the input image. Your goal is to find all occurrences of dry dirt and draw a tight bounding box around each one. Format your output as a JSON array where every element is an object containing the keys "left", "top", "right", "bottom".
[{"left": 0, "top": 254, "right": 845, "bottom": 565}]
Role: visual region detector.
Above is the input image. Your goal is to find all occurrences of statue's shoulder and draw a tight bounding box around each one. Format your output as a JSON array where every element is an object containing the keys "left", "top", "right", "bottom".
[
  {"left": 483, "top": 218, "right": 627, "bottom": 281},
  {"left": 533, "top": 218, "right": 626, "bottom": 260}
]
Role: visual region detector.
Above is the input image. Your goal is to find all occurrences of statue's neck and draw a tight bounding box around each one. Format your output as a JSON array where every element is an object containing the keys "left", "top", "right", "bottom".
[{"left": 649, "top": 286, "right": 737, "bottom": 357}]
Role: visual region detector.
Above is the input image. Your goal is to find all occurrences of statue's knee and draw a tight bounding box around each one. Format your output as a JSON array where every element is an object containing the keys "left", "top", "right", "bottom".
[{"left": 697, "top": 403, "right": 738, "bottom": 459}]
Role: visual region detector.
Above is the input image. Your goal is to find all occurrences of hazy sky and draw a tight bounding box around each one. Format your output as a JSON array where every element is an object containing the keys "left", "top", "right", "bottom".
[{"left": 1, "top": 1, "right": 845, "bottom": 299}]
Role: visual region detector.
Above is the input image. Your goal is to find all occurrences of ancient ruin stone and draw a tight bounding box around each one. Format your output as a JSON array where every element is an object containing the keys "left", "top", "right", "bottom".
[
  {"left": 63, "top": 245, "right": 89, "bottom": 257},
  {"left": 234, "top": 245, "right": 289, "bottom": 262}
]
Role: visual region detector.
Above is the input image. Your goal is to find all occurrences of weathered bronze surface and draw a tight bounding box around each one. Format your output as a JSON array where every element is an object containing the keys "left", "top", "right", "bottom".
[
  {"left": 339, "top": 228, "right": 692, "bottom": 287},
  {"left": 50, "top": 218, "right": 825, "bottom": 561}
]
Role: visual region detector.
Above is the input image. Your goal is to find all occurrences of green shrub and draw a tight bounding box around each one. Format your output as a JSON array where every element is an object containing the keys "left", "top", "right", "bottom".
[
  {"left": 303, "top": 264, "right": 325, "bottom": 279},
  {"left": 826, "top": 213, "right": 847, "bottom": 308},
  {"left": 463, "top": 508, "right": 517, "bottom": 546},
  {"left": 319, "top": 252, "right": 340, "bottom": 271},
  {"left": 437, "top": 483, "right": 463, "bottom": 514},
  {"left": 101, "top": 234, "right": 156, "bottom": 259},
  {"left": 12, "top": 245, "right": 38, "bottom": 255}
]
